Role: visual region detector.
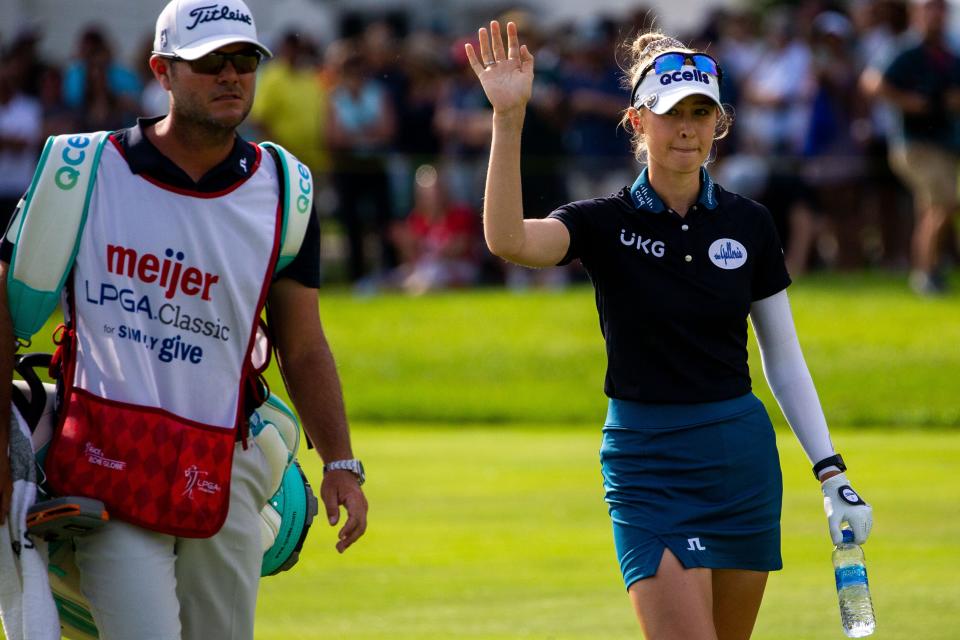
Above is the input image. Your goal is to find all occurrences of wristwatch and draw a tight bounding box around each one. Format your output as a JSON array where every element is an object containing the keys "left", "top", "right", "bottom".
[
  {"left": 812, "top": 453, "right": 846, "bottom": 480},
  {"left": 323, "top": 458, "right": 365, "bottom": 485}
]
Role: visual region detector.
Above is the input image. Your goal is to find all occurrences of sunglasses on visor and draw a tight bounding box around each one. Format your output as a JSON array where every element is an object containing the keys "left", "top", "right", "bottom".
[
  {"left": 158, "top": 49, "right": 262, "bottom": 75},
  {"left": 637, "top": 52, "right": 722, "bottom": 84}
]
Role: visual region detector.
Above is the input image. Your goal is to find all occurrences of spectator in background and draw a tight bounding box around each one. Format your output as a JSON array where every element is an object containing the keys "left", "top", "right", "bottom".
[
  {"left": 854, "top": 0, "right": 913, "bottom": 270},
  {"left": 390, "top": 31, "right": 445, "bottom": 229},
  {"left": 389, "top": 164, "right": 479, "bottom": 294},
  {"left": 397, "top": 31, "right": 444, "bottom": 167},
  {"left": 75, "top": 53, "right": 139, "bottom": 131},
  {"left": 435, "top": 38, "right": 493, "bottom": 207},
  {"left": 137, "top": 34, "right": 169, "bottom": 117},
  {"left": 362, "top": 20, "right": 414, "bottom": 217},
  {"left": 560, "top": 17, "right": 633, "bottom": 200},
  {"left": 37, "top": 66, "right": 77, "bottom": 139},
  {"left": 804, "top": 11, "right": 868, "bottom": 269},
  {"left": 863, "top": 0, "right": 960, "bottom": 295},
  {"left": 736, "top": 8, "right": 822, "bottom": 276},
  {"left": 503, "top": 10, "right": 572, "bottom": 289},
  {"left": 5, "top": 28, "right": 48, "bottom": 99},
  {"left": 363, "top": 19, "right": 408, "bottom": 107},
  {"left": 250, "top": 30, "right": 328, "bottom": 177},
  {"left": 739, "top": 9, "right": 816, "bottom": 158},
  {"left": 0, "top": 60, "right": 42, "bottom": 231},
  {"left": 327, "top": 41, "right": 397, "bottom": 283},
  {"left": 63, "top": 26, "right": 141, "bottom": 114},
  {"left": 715, "top": 10, "right": 763, "bottom": 90}
]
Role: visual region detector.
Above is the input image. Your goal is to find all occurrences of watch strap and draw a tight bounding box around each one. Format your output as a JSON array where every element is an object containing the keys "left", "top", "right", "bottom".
[
  {"left": 323, "top": 459, "right": 364, "bottom": 484},
  {"left": 812, "top": 453, "right": 846, "bottom": 479}
]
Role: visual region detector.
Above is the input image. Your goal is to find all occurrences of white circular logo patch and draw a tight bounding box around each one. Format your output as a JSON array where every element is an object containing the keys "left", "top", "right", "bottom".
[
  {"left": 708, "top": 238, "right": 748, "bottom": 270},
  {"left": 841, "top": 487, "right": 860, "bottom": 503}
]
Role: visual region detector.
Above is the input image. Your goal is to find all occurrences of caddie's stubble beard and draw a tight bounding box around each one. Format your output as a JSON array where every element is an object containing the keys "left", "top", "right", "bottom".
[
  {"left": 173, "top": 92, "right": 253, "bottom": 139},
  {"left": 168, "top": 67, "right": 254, "bottom": 143}
]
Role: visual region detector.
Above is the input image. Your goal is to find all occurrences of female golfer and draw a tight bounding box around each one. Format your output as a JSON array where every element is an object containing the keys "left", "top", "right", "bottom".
[{"left": 465, "top": 22, "right": 873, "bottom": 639}]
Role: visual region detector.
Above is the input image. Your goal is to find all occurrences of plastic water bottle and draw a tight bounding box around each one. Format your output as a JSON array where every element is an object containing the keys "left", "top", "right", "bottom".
[{"left": 833, "top": 529, "right": 876, "bottom": 637}]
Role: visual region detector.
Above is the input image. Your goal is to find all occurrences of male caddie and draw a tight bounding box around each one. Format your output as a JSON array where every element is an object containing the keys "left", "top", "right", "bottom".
[{"left": 0, "top": 1, "right": 367, "bottom": 638}]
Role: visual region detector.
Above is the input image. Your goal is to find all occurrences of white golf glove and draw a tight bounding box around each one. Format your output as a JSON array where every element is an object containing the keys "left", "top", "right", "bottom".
[{"left": 821, "top": 472, "right": 872, "bottom": 545}]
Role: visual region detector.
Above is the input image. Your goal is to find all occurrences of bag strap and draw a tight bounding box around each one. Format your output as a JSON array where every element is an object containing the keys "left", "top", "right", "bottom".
[
  {"left": 259, "top": 142, "right": 313, "bottom": 272},
  {"left": 6, "top": 132, "right": 110, "bottom": 341},
  {"left": 11, "top": 353, "right": 53, "bottom": 430}
]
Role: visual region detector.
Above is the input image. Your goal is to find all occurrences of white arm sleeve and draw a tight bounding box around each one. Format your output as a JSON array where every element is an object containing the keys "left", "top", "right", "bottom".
[{"left": 750, "top": 290, "right": 835, "bottom": 465}]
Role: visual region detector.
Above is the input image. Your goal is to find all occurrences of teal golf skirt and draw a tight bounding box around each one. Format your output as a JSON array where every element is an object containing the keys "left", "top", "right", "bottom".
[{"left": 600, "top": 392, "right": 783, "bottom": 589}]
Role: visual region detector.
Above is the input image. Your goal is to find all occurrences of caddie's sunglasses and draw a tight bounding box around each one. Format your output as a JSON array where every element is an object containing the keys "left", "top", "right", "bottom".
[
  {"left": 158, "top": 49, "right": 262, "bottom": 75},
  {"left": 638, "top": 52, "right": 723, "bottom": 84}
]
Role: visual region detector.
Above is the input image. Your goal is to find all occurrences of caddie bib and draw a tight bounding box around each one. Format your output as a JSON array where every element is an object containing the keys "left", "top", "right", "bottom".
[{"left": 44, "top": 138, "right": 282, "bottom": 537}]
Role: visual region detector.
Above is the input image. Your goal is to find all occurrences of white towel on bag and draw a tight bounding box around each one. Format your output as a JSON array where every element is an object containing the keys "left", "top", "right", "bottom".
[{"left": 0, "top": 411, "right": 60, "bottom": 640}]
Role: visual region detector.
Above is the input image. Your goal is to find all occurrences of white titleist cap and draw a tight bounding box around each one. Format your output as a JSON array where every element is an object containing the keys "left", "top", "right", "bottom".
[
  {"left": 153, "top": 0, "right": 272, "bottom": 60},
  {"left": 632, "top": 65, "right": 721, "bottom": 115}
]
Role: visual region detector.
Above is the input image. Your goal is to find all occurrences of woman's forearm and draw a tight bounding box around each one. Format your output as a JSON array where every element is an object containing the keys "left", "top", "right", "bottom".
[{"left": 483, "top": 110, "right": 527, "bottom": 259}]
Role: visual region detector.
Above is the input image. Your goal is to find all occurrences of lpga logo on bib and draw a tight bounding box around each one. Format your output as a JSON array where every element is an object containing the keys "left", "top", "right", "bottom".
[{"left": 708, "top": 238, "right": 748, "bottom": 270}]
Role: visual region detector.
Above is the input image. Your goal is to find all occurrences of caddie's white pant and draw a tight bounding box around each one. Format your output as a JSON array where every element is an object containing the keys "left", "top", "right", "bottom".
[{"left": 73, "top": 440, "right": 272, "bottom": 640}]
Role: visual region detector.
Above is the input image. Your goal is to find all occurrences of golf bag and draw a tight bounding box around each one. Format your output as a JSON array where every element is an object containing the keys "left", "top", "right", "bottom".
[{"left": 13, "top": 353, "right": 318, "bottom": 640}]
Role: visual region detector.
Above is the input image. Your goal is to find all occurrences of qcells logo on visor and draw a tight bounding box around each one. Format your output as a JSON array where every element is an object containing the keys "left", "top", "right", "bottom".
[{"left": 660, "top": 69, "right": 712, "bottom": 86}]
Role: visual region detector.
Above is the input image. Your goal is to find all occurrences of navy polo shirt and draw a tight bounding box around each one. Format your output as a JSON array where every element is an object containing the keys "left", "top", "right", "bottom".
[
  {"left": 549, "top": 168, "right": 791, "bottom": 404},
  {"left": 1, "top": 117, "right": 321, "bottom": 288}
]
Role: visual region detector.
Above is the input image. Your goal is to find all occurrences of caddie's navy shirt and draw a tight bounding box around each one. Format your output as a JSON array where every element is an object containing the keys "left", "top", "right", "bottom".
[
  {"left": 549, "top": 168, "right": 791, "bottom": 404},
  {"left": 1, "top": 117, "right": 321, "bottom": 288}
]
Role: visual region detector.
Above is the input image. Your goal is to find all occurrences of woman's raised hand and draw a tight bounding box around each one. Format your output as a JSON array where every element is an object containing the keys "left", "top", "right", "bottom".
[{"left": 464, "top": 21, "right": 534, "bottom": 116}]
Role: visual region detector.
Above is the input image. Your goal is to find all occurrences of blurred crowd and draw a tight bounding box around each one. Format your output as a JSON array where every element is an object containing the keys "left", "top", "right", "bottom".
[{"left": 2, "top": 0, "right": 960, "bottom": 294}]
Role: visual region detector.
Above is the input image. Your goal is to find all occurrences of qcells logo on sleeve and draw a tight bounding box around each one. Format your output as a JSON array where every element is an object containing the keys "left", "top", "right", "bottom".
[{"left": 708, "top": 238, "right": 748, "bottom": 270}]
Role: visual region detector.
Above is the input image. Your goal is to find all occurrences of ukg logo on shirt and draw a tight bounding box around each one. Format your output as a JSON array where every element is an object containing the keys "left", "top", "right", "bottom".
[{"left": 620, "top": 229, "right": 666, "bottom": 258}]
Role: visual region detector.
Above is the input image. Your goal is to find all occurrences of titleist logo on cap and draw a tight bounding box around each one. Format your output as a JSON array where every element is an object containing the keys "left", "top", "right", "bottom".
[{"left": 185, "top": 4, "right": 253, "bottom": 30}]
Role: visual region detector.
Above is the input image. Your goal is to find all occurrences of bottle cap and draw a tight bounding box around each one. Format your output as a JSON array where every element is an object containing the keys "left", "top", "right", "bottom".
[{"left": 841, "top": 529, "right": 854, "bottom": 544}]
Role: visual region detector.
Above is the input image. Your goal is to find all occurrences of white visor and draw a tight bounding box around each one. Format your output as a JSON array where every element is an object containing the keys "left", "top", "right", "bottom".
[{"left": 632, "top": 65, "right": 721, "bottom": 115}]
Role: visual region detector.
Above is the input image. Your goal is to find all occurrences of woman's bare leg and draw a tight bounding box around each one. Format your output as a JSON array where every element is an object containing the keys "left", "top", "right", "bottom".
[{"left": 627, "top": 548, "right": 717, "bottom": 640}]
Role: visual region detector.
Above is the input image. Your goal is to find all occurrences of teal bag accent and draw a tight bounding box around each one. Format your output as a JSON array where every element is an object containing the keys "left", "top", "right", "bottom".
[
  {"left": 260, "top": 141, "right": 313, "bottom": 273},
  {"left": 52, "top": 594, "right": 100, "bottom": 639},
  {"left": 261, "top": 460, "right": 318, "bottom": 576},
  {"left": 7, "top": 131, "right": 110, "bottom": 341},
  {"left": 252, "top": 391, "right": 317, "bottom": 577}
]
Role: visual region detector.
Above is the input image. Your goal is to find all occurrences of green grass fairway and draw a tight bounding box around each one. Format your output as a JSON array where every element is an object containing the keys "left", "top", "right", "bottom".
[{"left": 257, "top": 425, "right": 960, "bottom": 640}]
